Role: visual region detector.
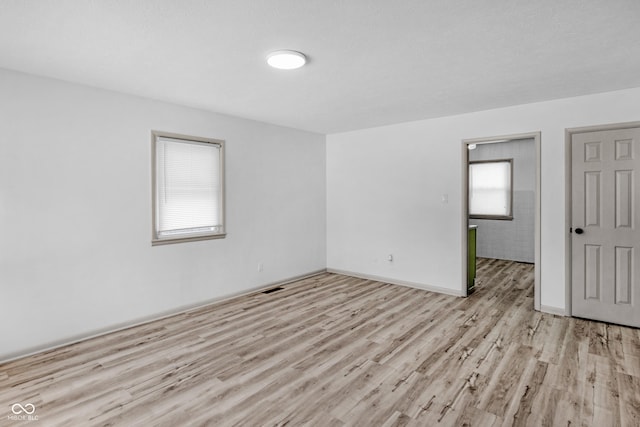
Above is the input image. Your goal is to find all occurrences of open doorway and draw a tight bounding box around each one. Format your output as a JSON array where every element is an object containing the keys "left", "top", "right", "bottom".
[{"left": 462, "top": 132, "right": 541, "bottom": 311}]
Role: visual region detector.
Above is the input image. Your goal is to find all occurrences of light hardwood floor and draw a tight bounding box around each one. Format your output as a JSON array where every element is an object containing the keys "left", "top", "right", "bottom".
[{"left": 2, "top": 258, "right": 640, "bottom": 426}]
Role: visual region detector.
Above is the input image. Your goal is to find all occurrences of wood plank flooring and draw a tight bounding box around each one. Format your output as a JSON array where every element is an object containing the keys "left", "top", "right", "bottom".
[{"left": 2, "top": 258, "right": 640, "bottom": 426}]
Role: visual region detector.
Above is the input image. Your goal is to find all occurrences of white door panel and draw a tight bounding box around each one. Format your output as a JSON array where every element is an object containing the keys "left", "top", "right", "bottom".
[{"left": 572, "top": 127, "right": 640, "bottom": 327}]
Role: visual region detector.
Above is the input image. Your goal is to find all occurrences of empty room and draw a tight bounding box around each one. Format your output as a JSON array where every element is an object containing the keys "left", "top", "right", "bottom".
[{"left": 2, "top": 1, "right": 640, "bottom": 425}]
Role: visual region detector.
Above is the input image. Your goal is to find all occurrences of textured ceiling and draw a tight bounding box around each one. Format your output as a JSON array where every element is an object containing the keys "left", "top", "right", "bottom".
[{"left": 1, "top": 0, "right": 639, "bottom": 134}]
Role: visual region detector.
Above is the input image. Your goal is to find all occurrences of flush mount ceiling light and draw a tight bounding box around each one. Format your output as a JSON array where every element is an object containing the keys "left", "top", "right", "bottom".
[{"left": 267, "top": 50, "right": 307, "bottom": 70}]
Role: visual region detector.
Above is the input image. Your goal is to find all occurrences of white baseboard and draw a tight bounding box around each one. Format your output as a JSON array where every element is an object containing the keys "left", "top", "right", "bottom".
[
  {"left": 540, "top": 304, "right": 567, "bottom": 316},
  {"left": 0, "top": 269, "right": 326, "bottom": 364},
  {"left": 327, "top": 268, "right": 464, "bottom": 297}
]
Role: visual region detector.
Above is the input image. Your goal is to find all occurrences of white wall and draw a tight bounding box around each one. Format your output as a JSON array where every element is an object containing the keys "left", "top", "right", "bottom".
[
  {"left": 0, "top": 69, "right": 326, "bottom": 361},
  {"left": 327, "top": 87, "right": 640, "bottom": 311},
  {"left": 469, "top": 139, "right": 536, "bottom": 263},
  {"left": 4, "top": 67, "right": 640, "bottom": 361}
]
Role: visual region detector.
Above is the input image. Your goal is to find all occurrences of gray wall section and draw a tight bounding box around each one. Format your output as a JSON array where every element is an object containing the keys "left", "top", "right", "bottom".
[{"left": 469, "top": 139, "right": 535, "bottom": 263}]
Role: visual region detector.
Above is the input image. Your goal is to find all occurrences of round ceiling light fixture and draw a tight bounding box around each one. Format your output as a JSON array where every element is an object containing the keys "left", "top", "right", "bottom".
[{"left": 267, "top": 50, "right": 307, "bottom": 70}]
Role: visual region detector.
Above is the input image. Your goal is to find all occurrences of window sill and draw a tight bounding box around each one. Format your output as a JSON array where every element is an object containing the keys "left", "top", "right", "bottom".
[
  {"left": 469, "top": 215, "right": 513, "bottom": 221},
  {"left": 152, "top": 233, "right": 227, "bottom": 246}
]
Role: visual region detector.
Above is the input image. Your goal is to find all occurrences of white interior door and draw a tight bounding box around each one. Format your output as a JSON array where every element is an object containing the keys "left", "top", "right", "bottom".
[{"left": 572, "top": 127, "right": 640, "bottom": 327}]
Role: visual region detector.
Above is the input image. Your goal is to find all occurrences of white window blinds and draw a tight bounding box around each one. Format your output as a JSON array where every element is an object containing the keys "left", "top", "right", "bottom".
[
  {"left": 155, "top": 136, "right": 223, "bottom": 239},
  {"left": 469, "top": 160, "right": 512, "bottom": 217}
]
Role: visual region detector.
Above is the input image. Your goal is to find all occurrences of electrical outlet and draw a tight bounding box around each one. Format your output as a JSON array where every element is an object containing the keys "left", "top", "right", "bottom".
[
  {"left": 387, "top": 254, "right": 393, "bottom": 262},
  {"left": 258, "top": 263, "right": 264, "bottom": 272}
]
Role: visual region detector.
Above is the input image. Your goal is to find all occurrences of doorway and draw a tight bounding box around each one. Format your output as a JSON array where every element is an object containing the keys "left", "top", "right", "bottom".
[
  {"left": 566, "top": 122, "right": 640, "bottom": 327},
  {"left": 462, "top": 132, "right": 541, "bottom": 310}
]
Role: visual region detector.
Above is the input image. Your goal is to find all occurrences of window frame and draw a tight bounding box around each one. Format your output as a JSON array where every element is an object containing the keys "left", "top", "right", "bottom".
[
  {"left": 151, "top": 130, "right": 226, "bottom": 245},
  {"left": 468, "top": 158, "right": 514, "bottom": 221}
]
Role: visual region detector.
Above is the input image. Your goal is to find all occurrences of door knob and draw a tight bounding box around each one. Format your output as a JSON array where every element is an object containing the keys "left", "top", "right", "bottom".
[{"left": 575, "top": 228, "right": 584, "bottom": 235}]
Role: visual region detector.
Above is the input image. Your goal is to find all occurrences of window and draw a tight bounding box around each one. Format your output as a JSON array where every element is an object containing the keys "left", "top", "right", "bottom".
[
  {"left": 469, "top": 159, "right": 513, "bottom": 220},
  {"left": 152, "top": 131, "right": 225, "bottom": 245}
]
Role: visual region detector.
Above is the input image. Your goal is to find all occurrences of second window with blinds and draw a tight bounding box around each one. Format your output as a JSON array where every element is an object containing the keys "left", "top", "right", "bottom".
[
  {"left": 469, "top": 159, "right": 513, "bottom": 220},
  {"left": 152, "top": 131, "right": 225, "bottom": 245}
]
